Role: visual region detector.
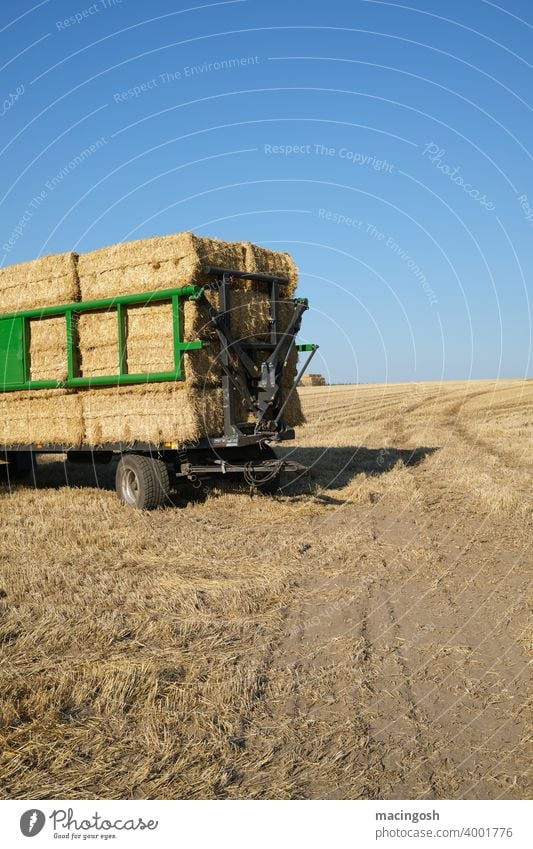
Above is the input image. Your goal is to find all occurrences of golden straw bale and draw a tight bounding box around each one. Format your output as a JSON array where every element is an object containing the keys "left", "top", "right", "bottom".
[
  {"left": 0, "top": 252, "right": 79, "bottom": 312},
  {"left": 181, "top": 279, "right": 297, "bottom": 343},
  {"left": 232, "top": 387, "right": 305, "bottom": 428},
  {"left": 301, "top": 374, "right": 326, "bottom": 387},
  {"left": 126, "top": 303, "right": 175, "bottom": 374},
  {"left": 78, "top": 303, "right": 178, "bottom": 378},
  {"left": 29, "top": 316, "right": 68, "bottom": 382},
  {"left": 77, "top": 232, "right": 298, "bottom": 301},
  {"left": 243, "top": 241, "right": 298, "bottom": 295},
  {"left": 80, "top": 383, "right": 223, "bottom": 446},
  {"left": 78, "top": 311, "right": 119, "bottom": 378},
  {"left": 76, "top": 233, "right": 247, "bottom": 301},
  {"left": 0, "top": 389, "right": 83, "bottom": 447},
  {"left": 182, "top": 292, "right": 270, "bottom": 385},
  {"left": 279, "top": 389, "right": 305, "bottom": 426},
  {"left": 0, "top": 235, "right": 304, "bottom": 446}
]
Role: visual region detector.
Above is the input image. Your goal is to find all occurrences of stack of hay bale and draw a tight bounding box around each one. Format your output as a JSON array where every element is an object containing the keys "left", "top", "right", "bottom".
[
  {"left": 0, "top": 253, "right": 84, "bottom": 447},
  {"left": 0, "top": 233, "right": 304, "bottom": 448},
  {"left": 301, "top": 373, "right": 327, "bottom": 387}
]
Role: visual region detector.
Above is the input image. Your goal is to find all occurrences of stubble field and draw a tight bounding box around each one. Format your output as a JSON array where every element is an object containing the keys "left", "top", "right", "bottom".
[{"left": 0, "top": 378, "right": 531, "bottom": 800}]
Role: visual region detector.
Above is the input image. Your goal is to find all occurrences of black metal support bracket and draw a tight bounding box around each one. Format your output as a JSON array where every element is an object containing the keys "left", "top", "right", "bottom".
[{"left": 200, "top": 265, "right": 313, "bottom": 440}]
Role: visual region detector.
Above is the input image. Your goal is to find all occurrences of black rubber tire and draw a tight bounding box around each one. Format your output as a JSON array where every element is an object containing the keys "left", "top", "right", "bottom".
[{"left": 115, "top": 455, "right": 170, "bottom": 510}]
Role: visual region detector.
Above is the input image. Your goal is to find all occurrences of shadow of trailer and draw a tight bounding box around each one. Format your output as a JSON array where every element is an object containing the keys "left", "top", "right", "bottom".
[{"left": 0, "top": 266, "right": 317, "bottom": 509}]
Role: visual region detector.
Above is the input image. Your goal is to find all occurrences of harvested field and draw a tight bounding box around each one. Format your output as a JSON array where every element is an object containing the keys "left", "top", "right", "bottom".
[{"left": 0, "top": 378, "right": 531, "bottom": 799}]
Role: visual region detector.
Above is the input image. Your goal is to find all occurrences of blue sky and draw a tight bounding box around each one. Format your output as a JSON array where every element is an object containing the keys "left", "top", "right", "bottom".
[{"left": 1, "top": 0, "right": 531, "bottom": 383}]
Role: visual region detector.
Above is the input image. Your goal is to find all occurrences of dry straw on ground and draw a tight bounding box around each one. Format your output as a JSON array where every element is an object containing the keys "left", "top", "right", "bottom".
[{"left": 0, "top": 379, "right": 530, "bottom": 799}]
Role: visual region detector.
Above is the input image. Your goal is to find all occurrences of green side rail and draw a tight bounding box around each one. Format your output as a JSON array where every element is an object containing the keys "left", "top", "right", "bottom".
[{"left": 0, "top": 285, "right": 204, "bottom": 391}]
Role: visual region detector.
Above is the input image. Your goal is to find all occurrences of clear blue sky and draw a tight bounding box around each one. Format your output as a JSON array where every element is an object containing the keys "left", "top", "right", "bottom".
[{"left": 1, "top": 0, "right": 531, "bottom": 383}]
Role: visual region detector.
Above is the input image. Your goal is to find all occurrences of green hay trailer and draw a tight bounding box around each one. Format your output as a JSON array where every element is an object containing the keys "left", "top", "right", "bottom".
[{"left": 0, "top": 266, "right": 317, "bottom": 508}]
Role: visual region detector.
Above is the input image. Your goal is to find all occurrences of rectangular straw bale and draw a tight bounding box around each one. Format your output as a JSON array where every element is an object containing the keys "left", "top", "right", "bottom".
[
  {"left": 77, "top": 232, "right": 298, "bottom": 300},
  {"left": 80, "top": 383, "right": 223, "bottom": 446},
  {"left": 278, "top": 389, "right": 305, "bottom": 426},
  {"left": 301, "top": 374, "right": 326, "bottom": 386},
  {"left": 0, "top": 252, "right": 79, "bottom": 312},
  {"left": 77, "top": 302, "right": 177, "bottom": 378},
  {"left": 29, "top": 316, "right": 68, "bottom": 382},
  {"left": 78, "top": 311, "right": 119, "bottom": 378},
  {"left": 183, "top": 291, "right": 297, "bottom": 342},
  {"left": 77, "top": 231, "right": 300, "bottom": 389},
  {"left": 77, "top": 232, "right": 248, "bottom": 301},
  {"left": 0, "top": 390, "right": 83, "bottom": 447},
  {"left": 243, "top": 242, "right": 298, "bottom": 296},
  {"left": 126, "top": 302, "right": 175, "bottom": 374}
]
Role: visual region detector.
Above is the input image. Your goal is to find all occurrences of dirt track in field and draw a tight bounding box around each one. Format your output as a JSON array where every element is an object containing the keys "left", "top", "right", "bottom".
[
  {"left": 0, "top": 379, "right": 531, "bottom": 799},
  {"left": 241, "top": 459, "right": 530, "bottom": 799},
  {"left": 239, "top": 382, "right": 531, "bottom": 799}
]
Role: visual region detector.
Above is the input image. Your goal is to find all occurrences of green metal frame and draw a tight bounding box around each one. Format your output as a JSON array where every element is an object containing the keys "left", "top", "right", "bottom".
[{"left": 0, "top": 285, "right": 204, "bottom": 391}]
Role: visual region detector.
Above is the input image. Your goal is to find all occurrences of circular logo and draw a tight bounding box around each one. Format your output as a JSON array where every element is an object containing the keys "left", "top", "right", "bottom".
[{"left": 20, "top": 810, "right": 46, "bottom": 837}]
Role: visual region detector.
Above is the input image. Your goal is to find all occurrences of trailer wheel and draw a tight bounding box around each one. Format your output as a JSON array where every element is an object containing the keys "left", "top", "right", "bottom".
[{"left": 115, "top": 455, "right": 170, "bottom": 510}]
